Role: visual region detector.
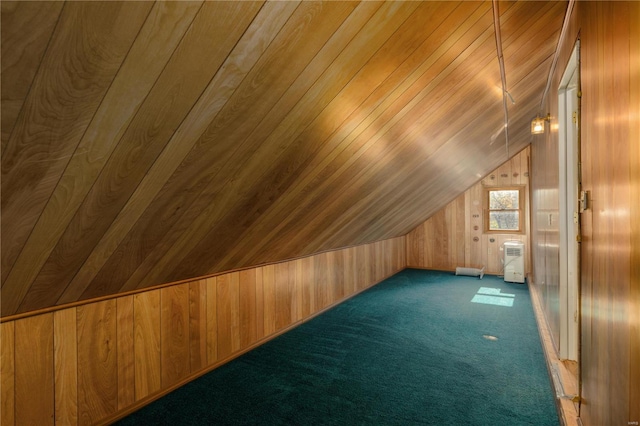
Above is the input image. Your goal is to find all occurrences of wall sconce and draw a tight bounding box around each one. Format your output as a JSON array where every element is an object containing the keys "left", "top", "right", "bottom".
[{"left": 531, "top": 114, "right": 551, "bottom": 134}]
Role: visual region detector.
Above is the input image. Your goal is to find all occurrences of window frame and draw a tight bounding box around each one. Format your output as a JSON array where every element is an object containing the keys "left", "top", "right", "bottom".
[{"left": 483, "top": 186, "right": 525, "bottom": 234}]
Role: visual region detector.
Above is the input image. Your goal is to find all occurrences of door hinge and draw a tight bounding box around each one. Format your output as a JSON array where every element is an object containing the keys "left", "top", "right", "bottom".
[
  {"left": 577, "top": 91, "right": 582, "bottom": 98},
  {"left": 579, "top": 190, "right": 589, "bottom": 212},
  {"left": 572, "top": 111, "right": 578, "bottom": 124},
  {"left": 576, "top": 234, "right": 582, "bottom": 243}
]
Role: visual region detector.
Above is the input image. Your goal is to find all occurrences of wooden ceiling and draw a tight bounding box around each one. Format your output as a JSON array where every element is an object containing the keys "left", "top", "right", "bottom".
[{"left": 1, "top": 1, "right": 566, "bottom": 316}]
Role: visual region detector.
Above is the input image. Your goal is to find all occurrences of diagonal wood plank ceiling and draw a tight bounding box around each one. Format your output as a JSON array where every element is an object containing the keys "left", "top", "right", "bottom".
[{"left": 1, "top": 1, "right": 566, "bottom": 316}]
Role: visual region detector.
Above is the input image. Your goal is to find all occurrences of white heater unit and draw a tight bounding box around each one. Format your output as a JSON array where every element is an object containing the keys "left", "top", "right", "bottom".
[{"left": 503, "top": 241, "right": 525, "bottom": 283}]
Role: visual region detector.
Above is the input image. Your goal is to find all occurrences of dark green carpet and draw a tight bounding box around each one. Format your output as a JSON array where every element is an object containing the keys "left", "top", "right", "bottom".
[{"left": 116, "top": 269, "right": 559, "bottom": 425}]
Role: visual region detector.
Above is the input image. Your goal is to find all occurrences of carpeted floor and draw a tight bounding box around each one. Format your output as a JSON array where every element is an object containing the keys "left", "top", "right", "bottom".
[{"left": 116, "top": 269, "right": 559, "bottom": 425}]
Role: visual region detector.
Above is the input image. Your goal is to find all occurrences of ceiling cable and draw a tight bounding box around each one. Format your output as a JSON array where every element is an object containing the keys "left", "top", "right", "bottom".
[
  {"left": 539, "top": 0, "right": 576, "bottom": 113},
  {"left": 492, "top": 0, "right": 510, "bottom": 159}
]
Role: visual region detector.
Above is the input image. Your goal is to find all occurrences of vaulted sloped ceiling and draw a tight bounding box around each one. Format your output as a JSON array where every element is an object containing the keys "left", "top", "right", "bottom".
[{"left": 1, "top": 1, "right": 565, "bottom": 316}]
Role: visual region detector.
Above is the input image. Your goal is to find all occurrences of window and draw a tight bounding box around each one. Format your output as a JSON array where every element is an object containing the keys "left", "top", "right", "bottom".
[{"left": 484, "top": 187, "right": 524, "bottom": 232}]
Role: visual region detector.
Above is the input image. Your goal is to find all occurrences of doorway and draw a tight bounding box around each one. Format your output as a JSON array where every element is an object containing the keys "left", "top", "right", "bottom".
[{"left": 558, "top": 42, "right": 580, "bottom": 363}]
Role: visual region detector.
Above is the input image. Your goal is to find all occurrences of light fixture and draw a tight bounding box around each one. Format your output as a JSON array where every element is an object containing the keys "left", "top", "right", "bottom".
[{"left": 531, "top": 114, "right": 550, "bottom": 134}]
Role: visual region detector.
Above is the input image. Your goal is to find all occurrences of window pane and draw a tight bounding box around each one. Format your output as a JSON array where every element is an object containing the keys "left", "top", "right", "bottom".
[
  {"left": 489, "top": 211, "right": 520, "bottom": 230},
  {"left": 489, "top": 190, "right": 519, "bottom": 210}
]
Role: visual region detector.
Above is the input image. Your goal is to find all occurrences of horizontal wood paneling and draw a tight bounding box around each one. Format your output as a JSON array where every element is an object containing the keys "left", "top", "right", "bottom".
[
  {"left": 0, "top": 238, "right": 405, "bottom": 425},
  {"left": 407, "top": 148, "right": 530, "bottom": 275},
  {"left": 1, "top": 2, "right": 565, "bottom": 316}
]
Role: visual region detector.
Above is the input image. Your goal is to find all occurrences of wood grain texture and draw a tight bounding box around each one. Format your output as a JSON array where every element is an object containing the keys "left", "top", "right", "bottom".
[
  {"left": 126, "top": 1, "right": 364, "bottom": 291},
  {"left": 531, "top": 2, "right": 640, "bottom": 425},
  {"left": 254, "top": 268, "right": 265, "bottom": 341},
  {"left": 23, "top": 1, "right": 262, "bottom": 312},
  {"left": 0, "top": 238, "right": 406, "bottom": 425},
  {"left": 1, "top": 2, "right": 153, "bottom": 313},
  {"left": 1, "top": 0, "right": 566, "bottom": 348},
  {"left": 189, "top": 280, "right": 207, "bottom": 373},
  {"left": 578, "top": 2, "right": 633, "bottom": 424},
  {"left": 235, "top": 3, "right": 501, "bottom": 262},
  {"left": 73, "top": 1, "right": 298, "bottom": 300},
  {"left": 161, "top": 285, "right": 190, "bottom": 388},
  {"left": 54, "top": 308, "right": 77, "bottom": 425},
  {"left": 134, "top": 290, "right": 161, "bottom": 400},
  {"left": 262, "top": 265, "right": 277, "bottom": 337},
  {"left": 116, "top": 296, "right": 135, "bottom": 410},
  {"left": 216, "top": 273, "right": 240, "bottom": 360},
  {"left": 629, "top": 3, "right": 640, "bottom": 423},
  {"left": 300, "top": 256, "right": 315, "bottom": 318},
  {"left": 407, "top": 148, "right": 530, "bottom": 274},
  {"left": 343, "top": 248, "right": 356, "bottom": 299},
  {"left": 205, "top": 277, "right": 217, "bottom": 366},
  {"left": 14, "top": 314, "right": 54, "bottom": 426},
  {"left": 275, "top": 262, "right": 293, "bottom": 331},
  {"left": 8, "top": 1, "right": 204, "bottom": 309},
  {"left": 238, "top": 270, "right": 258, "bottom": 350},
  {"left": 0, "top": 1, "right": 63, "bottom": 150},
  {"left": 77, "top": 300, "right": 117, "bottom": 425},
  {"left": 220, "top": 1, "right": 470, "bottom": 266},
  {"left": 164, "top": 1, "right": 419, "bottom": 279},
  {"left": 314, "top": 252, "right": 331, "bottom": 312},
  {"left": 0, "top": 321, "right": 15, "bottom": 426}
]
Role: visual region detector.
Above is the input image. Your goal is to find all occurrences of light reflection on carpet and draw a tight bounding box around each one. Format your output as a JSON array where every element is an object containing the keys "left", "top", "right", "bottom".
[{"left": 472, "top": 287, "right": 515, "bottom": 307}]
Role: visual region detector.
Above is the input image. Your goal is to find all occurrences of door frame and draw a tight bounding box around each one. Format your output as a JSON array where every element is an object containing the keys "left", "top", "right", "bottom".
[{"left": 558, "top": 41, "right": 580, "bottom": 362}]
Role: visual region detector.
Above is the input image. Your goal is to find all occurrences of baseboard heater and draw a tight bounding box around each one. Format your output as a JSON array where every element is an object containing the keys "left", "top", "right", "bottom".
[{"left": 455, "top": 266, "right": 485, "bottom": 279}]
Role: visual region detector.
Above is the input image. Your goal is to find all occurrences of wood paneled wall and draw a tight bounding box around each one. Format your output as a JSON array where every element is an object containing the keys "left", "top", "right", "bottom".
[
  {"left": 530, "top": 2, "right": 640, "bottom": 425},
  {"left": 0, "top": 237, "right": 405, "bottom": 426},
  {"left": 406, "top": 147, "right": 530, "bottom": 275},
  {"left": 1, "top": 1, "right": 566, "bottom": 317}
]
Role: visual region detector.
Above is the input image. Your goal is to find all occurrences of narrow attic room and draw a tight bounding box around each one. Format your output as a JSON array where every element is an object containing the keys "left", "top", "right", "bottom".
[{"left": 1, "top": 1, "right": 638, "bottom": 425}]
